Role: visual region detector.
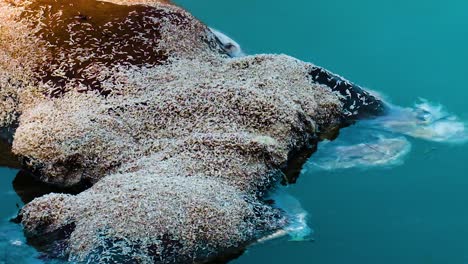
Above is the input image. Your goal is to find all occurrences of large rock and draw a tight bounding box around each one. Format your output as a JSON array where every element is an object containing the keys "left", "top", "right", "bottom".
[
  {"left": 0, "top": 0, "right": 384, "bottom": 262},
  {"left": 21, "top": 174, "right": 284, "bottom": 263}
]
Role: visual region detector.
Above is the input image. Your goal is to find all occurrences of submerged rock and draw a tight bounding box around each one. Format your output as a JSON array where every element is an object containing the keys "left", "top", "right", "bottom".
[{"left": 0, "top": 0, "right": 384, "bottom": 262}]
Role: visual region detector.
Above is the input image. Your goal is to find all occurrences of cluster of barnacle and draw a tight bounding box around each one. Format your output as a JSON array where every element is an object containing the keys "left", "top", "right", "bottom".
[
  {"left": 0, "top": 2, "right": 48, "bottom": 128},
  {"left": 13, "top": 53, "right": 342, "bottom": 262},
  {"left": 307, "top": 65, "right": 385, "bottom": 120},
  {"left": 14, "top": 0, "right": 219, "bottom": 97},
  {"left": 2, "top": 0, "right": 344, "bottom": 262},
  {"left": 21, "top": 173, "right": 286, "bottom": 263}
]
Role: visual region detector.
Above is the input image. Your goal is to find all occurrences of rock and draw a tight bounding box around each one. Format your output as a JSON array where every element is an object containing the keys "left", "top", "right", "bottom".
[
  {"left": 0, "top": 0, "right": 384, "bottom": 262},
  {"left": 20, "top": 174, "right": 284, "bottom": 263},
  {"left": 0, "top": 139, "right": 20, "bottom": 168},
  {"left": 0, "top": 127, "right": 20, "bottom": 168}
]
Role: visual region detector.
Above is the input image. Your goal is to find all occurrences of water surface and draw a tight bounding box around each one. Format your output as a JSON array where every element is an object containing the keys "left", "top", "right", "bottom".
[
  {"left": 0, "top": 167, "right": 42, "bottom": 264},
  {"left": 174, "top": 0, "right": 468, "bottom": 263}
]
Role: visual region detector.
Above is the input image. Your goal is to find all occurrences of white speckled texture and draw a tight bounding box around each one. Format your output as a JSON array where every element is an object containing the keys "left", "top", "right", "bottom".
[{"left": 1, "top": 0, "right": 348, "bottom": 262}]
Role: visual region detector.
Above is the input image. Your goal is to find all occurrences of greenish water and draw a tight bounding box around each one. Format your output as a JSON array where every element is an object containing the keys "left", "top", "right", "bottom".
[
  {"left": 0, "top": 167, "right": 41, "bottom": 263},
  {"left": 1, "top": 0, "right": 468, "bottom": 263},
  {"left": 174, "top": 0, "right": 468, "bottom": 263}
]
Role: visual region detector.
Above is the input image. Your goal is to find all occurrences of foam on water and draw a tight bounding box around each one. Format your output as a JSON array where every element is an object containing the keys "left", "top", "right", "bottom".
[
  {"left": 257, "top": 188, "right": 313, "bottom": 243},
  {"left": 365, "top": 99, "right": 468, "bottom": 143},
  {"left": 209, "top": 28, "right": 245, "bottom": 57},
  {"left": 0, "top": 223, "right": 42, "bottom": 263},
  {"left": 308, "top": 97, "right": 467, "bottom": 170}
]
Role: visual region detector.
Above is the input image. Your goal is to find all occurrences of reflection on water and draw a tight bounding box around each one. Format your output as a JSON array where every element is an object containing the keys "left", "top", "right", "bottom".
[
  {"left": 0, "top": 166, "right": 42, "bottom": 264},
  {"left": 309, "top": 99, "right": 467, "bottom": 171},
  {"left": 308, "top": 134, "right": 411, "bottom": 170},
  {"left": 0, "top": 139, "right": 72, "bottom": 264},
  {"left": 13, "top": 170, "right": 86, "bottom": 205},
  {"left": 0, "top": 224, "right": 42, "bottom": 264}
]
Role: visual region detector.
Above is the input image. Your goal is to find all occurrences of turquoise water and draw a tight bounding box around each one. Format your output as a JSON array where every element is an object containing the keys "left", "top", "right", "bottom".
[
  {"left": 1, "top": 0, "right": 468, "bottom": 263},
  {"left": 174, "top": 0, "right": 468, "bottom": 263},
  {"left": 0, "top": 167, "right": 41, "bottom": 263}
]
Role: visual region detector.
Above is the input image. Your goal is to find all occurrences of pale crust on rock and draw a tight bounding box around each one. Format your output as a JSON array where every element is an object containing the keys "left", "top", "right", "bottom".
[
  {"left": 1, "top": 0, "right": 344, "bottom": 263},
  {"left": 100, "top": 0, "right": 172, "bottom": 6}
]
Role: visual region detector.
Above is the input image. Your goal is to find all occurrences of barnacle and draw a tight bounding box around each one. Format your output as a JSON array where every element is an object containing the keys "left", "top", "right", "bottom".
[{"left": 1, "top": 0, "right": 346, "bottom": 262}]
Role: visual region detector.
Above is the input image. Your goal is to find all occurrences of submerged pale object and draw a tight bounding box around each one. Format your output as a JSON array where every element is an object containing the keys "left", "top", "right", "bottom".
[
  {"left": 307, "top": 96, "right": 468, "bottom": 171},
  {"left": 363, "top": 99, "right": 468, "bottom": 143},
  {"left": 309, "top": 135, "right": 411, "bottom": 170}
]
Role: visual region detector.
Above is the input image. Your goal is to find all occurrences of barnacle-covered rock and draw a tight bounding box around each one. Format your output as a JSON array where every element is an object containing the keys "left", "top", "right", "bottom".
[
  {"left": 12, "top": 55, "right": 342, "bottom": 190},
  {"left": 20, "top": 174, "right": 285, "bottom": 263},
  {"left": 0, "top": 0, "right": 223, "bottom": 127},
  {"left": 0, "top": 0, "right": 385, "bottom": 262}
]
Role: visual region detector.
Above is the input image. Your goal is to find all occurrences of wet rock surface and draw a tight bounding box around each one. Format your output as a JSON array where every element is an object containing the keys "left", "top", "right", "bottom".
[{"left": 0, "top": 0, "right": 384, "bottom": 263}]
